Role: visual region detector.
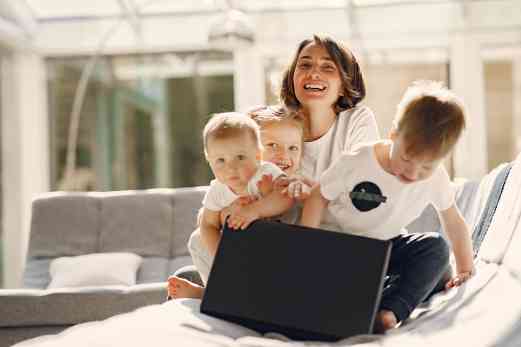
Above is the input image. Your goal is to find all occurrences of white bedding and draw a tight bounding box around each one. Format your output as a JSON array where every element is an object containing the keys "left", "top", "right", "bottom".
[
  {"left": 16, "top": 155, "right": 521, "bottom": 347},
  {"left": 14, "top": 261, "right": 520, "bottom": 347}
]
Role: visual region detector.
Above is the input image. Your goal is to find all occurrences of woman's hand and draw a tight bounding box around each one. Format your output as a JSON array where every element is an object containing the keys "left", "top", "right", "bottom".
[
  {"left": 227, "top": 204, "right": 260, "bottom": 230},
  {"left": 220, "top": 196, "right": 257, "bottom": 226}
]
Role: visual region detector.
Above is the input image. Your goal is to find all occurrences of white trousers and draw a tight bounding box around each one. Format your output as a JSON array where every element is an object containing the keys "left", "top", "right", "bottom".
[{"left": 187, "top": 228, "right": 213, "bottom": 285}]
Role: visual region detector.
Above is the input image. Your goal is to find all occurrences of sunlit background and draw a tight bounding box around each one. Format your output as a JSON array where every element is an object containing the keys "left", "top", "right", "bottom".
[{"left": 0, "top": 0, "right": 520, "bottom": 287}]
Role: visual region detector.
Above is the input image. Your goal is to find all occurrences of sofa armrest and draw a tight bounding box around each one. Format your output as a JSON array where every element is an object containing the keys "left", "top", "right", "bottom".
[{"left": 0, "top": 282, "right": 167, "bottom": 328}]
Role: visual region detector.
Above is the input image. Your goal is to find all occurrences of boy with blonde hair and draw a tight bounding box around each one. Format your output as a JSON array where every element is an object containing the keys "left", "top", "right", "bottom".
[
  {"left": 247, "top": 105, "right": 313, "bottom": 201},
  {"left": 301, "top": 81, "right": 474, "bottom": 332}
]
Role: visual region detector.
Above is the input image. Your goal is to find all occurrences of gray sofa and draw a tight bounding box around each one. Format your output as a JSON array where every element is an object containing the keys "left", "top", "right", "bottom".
[
  {"left": 0, "top": 162, "right": 510, "bottom": 347},
  {"left": 0, "top": 187, "right": 207, "bottom": 347}
]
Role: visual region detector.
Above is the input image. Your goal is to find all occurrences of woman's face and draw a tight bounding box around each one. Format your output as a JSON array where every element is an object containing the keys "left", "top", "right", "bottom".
[{"left": 293, "top": 42, "right": 343, "bottom": 111}]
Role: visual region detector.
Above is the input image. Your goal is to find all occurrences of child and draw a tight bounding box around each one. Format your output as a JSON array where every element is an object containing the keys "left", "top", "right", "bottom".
[
  {"left": 199, "top": 112, "right": 293, "bottom": 250},
  {"left": 168, "top": 107, "right": 304, "bottom": 299},
  {"left": 301, "top": 80, "right": 475, "bottom": 332},
  {"left": 247, "top": 105, "right": 312, "bottom": 202}
]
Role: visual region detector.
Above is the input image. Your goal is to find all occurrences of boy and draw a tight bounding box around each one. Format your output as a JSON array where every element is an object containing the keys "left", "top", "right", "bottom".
[
  {"left": 199, "top": 112, "right": 293, "bottom": 254},
  {"left": 168, "top": 110, "right": 299, "bottom": 299},
  {"left": 301, "top": 80, "right": 474, "bottom": 332}
]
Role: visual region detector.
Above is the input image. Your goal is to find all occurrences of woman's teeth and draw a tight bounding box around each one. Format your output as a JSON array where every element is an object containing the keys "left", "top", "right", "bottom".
[{"left": 304, "top": 84, "right": 326, "bottom": 91}]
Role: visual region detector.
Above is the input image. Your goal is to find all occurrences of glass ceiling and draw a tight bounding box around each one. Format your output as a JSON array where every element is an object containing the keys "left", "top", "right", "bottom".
[{"left": 22, "top": 0, "right": 450, "bottom": 21}]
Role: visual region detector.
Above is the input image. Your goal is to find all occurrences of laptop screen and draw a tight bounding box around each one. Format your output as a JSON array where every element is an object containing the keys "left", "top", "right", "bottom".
[{"left": 201, "top": 220, "right": 391, "bottom": 341}]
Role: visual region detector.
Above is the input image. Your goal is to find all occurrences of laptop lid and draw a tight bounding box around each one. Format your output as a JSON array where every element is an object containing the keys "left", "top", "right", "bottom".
[{"left": 201, "top": 220, "right": 391, "bottom": 342}]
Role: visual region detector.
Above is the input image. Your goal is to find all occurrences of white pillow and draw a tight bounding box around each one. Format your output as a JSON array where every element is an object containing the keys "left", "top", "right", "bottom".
[{"left": 48, "top": 252, "right": 143, "bottom": 289}]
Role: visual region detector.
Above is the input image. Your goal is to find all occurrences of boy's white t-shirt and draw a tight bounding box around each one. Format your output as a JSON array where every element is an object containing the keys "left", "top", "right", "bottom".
[
  {"left": 319, "top": 142, "right": 455, "bottom": 240},
  {"left": 203, "top": 161, "right": 285, "bottom": 211},
  {"left": 300, "top": 105, "right": 380, "bottom": 230}
]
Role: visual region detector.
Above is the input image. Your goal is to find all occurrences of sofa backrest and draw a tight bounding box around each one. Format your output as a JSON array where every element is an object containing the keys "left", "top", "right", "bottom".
[
  {"left": 22, "top": 169, "right": 504, "bottom": 289},
  {"left": 24, "top": 187, "right": 207, "bottom": 288}
]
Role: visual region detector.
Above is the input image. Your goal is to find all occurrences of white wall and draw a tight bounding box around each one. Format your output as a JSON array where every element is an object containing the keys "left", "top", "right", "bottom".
[
  {"left": 1, "top": 52, "right": 50, "bottom": 288},
  {"left": 450, "top": 33, "right": 488, "bottom": 180}
]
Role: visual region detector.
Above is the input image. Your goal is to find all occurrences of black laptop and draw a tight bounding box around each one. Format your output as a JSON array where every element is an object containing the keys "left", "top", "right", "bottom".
[{"left": 200, "top": 220, "right": 391, "bottom": 342}]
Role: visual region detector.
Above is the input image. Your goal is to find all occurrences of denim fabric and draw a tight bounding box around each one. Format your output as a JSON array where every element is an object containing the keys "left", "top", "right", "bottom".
[{"left": 379, "top": 232, "right": 450, "bottom": 322}]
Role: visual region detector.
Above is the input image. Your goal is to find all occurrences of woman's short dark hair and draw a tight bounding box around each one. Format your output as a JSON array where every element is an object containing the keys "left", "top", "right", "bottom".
[{"left": 280, "top": 34, "right": 366, "bottom": 114}]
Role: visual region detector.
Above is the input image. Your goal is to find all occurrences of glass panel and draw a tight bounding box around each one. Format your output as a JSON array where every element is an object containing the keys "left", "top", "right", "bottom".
[
  {"left": 47, "top": 51, "right": 233, "bottom": 191},
  {"left": 238, "top": 0, "right": 347, "bottom": 11},
  {"left": 25, "top": 0, "right": 122, "bottom": 18},
  {"left": 47, "top": 58, "right": 105, "bottom": 191},
  {"left": 168, "top": 74, "right": 234, "bottom": 188},
  {"left": 484, "top": 61, "right": 514, "bottom": 171},
  {"left": 111, "top": 88, "right": 157, "bottom": 189},
  {"left": 0, "top": 55, "right": 3, "bottom": 287},
  {"left": 138, "top": 0, "right": 219, "bottom": 14},
  {"left": 364, "top": 62, "right": 453, "bottom": 175},
  {"left": 363, "top": 63, "right": 449, "bottom": 136}
]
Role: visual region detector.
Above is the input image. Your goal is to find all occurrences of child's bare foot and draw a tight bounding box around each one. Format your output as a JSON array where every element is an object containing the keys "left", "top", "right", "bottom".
[
  {"left": 167, "top": 276, "right": 204, "bottom": 299},
  {"left": 374, "top": 310, "right": 398, "bottom": 334}
]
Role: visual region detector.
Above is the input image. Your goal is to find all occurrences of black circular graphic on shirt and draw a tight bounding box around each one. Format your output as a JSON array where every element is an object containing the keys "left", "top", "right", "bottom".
[{"left": 349, "top": 181, "right": 387, "bottom": 212}]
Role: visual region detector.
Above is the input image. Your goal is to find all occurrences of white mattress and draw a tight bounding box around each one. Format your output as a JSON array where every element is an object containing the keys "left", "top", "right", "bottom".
[
  {"left": 16, "top": 154, "right": 521, "bottom": 347},
  {"left": 14, "top": 262, "right": 519, "bottom": 347}
]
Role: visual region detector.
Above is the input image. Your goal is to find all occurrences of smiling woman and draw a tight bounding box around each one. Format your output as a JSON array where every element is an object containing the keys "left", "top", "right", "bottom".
[{"left": 280, "top": 35, "right": 380, "bottom": 224}]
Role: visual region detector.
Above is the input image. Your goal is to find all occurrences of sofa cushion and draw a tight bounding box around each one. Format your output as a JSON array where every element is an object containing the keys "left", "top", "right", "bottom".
[
  {"left": 170, "top": 187, "right": 207, "bottom": 258},
  {"left": 48, "top": 252, "right": 143, "bottom": 288},
  {"left": 0, "top": 283, "right": 167, "bottom": 328},
  {"left": 481, "top": 161, "right": 520, "bottom": 265},
  {"left": 28, "top": 193, "right": 100, "bottom": 257},
  {"left": 137, "top": 257, "right": 169, "bottom": 284},
  {"left": 23, "top": 258, "right": 52, "bottom": 289},
  {"left": 98, "top": 191, "right": 173, "bottom": 257}
]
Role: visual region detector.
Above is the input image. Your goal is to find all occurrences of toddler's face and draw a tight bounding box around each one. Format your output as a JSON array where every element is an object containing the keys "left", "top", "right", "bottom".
[
  {"left": 261, "top": 121, "right": 302, "bottom": 176},
  {"left": 389, "top": 133, "right": 442, "bottom": 184},
  {"left": 206, "top": 132, "right": 260, "bottom": 194}
]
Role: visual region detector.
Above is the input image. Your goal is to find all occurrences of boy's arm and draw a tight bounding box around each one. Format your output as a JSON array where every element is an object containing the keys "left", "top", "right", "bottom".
[
  {"left": 227, "top": 184, "right": 294, "bottom": 230},
  {"left": 199, "top": 207, "right": 223, "bottom": 257},
  {"left": 439, "top": 205, "right": 475, "bottom": 288},
  {"left": 300, "top": 184, "right": 328, "bottom": 228}
]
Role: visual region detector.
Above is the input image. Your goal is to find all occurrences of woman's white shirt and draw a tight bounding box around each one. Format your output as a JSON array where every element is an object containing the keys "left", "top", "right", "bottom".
[{"left": 300, "top": 105, "right": 380, "bottom": 230}]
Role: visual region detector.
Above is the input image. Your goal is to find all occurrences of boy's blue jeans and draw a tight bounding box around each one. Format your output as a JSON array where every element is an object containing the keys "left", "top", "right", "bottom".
[{"left": 379, "top": 232, "right": 450, "bottom": 322}]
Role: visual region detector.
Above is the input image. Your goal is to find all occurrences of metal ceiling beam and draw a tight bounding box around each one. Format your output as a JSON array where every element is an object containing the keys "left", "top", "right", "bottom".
[
  {"left": 117, "top": 0, "right": 142, "bottom": 38},
  {"left": 0, "top": 16, "right": 31, "bottom": 50},
  {"left": 3, "top": 0, "right": 38, "bottom": 38}
]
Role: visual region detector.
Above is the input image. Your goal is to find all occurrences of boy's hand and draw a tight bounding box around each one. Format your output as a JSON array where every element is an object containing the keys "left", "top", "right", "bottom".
[
  {"left": 445, "top": 270, "right": 474, "bottom": 289},
  {"left": 281, "top": 175, "right": 315, "bottom": 201},
  {"left": 167, "top": 276, "right": 176, "bottom": 298},
  {"left": 227, "top": 204, "right": 260, "bottom": 230},
  {"left": 257, "top": 174, "right": 274, "bottom": 197}
]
